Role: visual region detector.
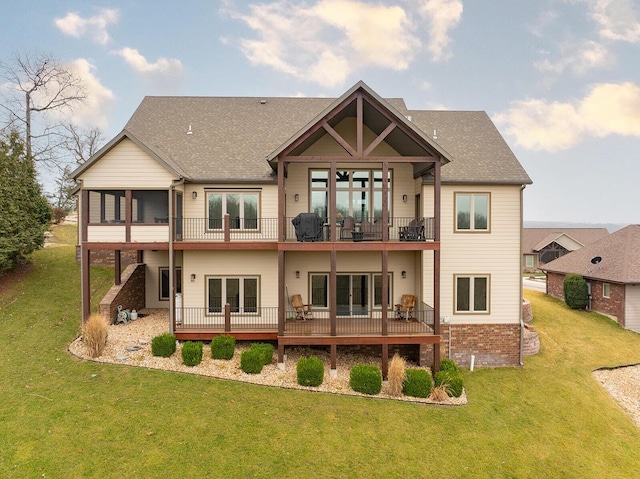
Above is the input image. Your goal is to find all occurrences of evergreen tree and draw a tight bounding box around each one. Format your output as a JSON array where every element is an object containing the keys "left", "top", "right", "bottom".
[{"left": 0, "top": 131, "right": 50, "bottom": 272}]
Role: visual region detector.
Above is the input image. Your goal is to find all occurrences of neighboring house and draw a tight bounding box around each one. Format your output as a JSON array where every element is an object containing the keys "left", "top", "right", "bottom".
[
  {"left": 72, "top": 81, "right": 532, "bottom": 373},
  {"left": 522, "top": 228, "right": 609, "bottom": 273},
  {"left": 543, "top": 224, "right": 640, "bottom": 334}
]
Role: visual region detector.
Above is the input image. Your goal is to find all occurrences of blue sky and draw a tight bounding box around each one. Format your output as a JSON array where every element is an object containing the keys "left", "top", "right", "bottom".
[{"left": 2, "top": 0, "right": 639, "bottom": 225}]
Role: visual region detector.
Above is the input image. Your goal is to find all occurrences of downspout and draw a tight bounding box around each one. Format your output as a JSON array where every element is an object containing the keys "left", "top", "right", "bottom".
[
  {"left": 519, "top": 184, "right": 525, "bottom": 366},
  {"left": 169, "top": 179, "right": 185, "bottom": 335}
]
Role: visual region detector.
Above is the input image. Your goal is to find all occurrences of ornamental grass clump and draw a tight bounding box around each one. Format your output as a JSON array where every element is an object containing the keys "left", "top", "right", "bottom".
[
  {"left": 403, "top": 368, "right": 433, "bottom": 398},
  {"left": 151, "top": 332, "right": 176, "bottom": 357},
  {"left": 240, "top": 347, "right": 264, "bottom": 374},
  {"left": 349, "top": 364, "right": 382, "bottom": 395},
  {"left": 211, "top": 334, "right": 235, "bottom": 360},
  {"left": 296, "top": 356, "right": 324, "bottom": 387},
  {"left": 83, "top": 313, "right": 109, "bottom": 358},
  {"left": 387, "top": 353, "right": 406, "bottom": 397},
  {"left": 181, "top": 341, "right": 203, "bottom": 366}
]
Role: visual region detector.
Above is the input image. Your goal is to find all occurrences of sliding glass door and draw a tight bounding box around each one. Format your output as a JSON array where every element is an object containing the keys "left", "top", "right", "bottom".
[{"left": 336, "top": 274, "right": 369, "bottom": 316}]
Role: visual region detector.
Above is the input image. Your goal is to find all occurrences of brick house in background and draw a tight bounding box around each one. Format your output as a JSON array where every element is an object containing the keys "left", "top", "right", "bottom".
[
  {"left": 72, "top": 81, "right": 532, "bottom": 374},
  {"left": 543, "top": 224, "right": 640, "bottom": 333},
  {"left": 522, "top": 228, "right": 609, "bottom": 273}
]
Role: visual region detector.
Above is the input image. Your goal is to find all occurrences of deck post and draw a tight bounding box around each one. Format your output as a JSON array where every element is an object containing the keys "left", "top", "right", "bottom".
[
  {"left": 114, "top": 250, "right": 121, "bottom": 285},
  {"left": 224, "top": 214, "right": 230, "bottom": 242},
  {"left": 381, "top": 250, "right": 388, "bottom": 336},
  {"left": 330, "top": 344, "right": 337, "bottom": 377},
  {"left": 330, "top": 251, "right": 337, "bottom": 336},
  {"left": 224, "top": 303, "right": 231, "bottom": 332},
  {"left": 381, "top": 343, "right": 389, "bottom": 379},
  {"left": 81, "top": 247, "right": 90, "bottom": 322}
]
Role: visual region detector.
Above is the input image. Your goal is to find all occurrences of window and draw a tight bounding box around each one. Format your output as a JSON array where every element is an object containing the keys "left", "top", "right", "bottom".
[
  {"left": 455, "top": 193, "right": 490, "bottom": 231},
  {"left": 603, "top": 283, "right": 611, "bottom": 298},
  {"left": 525, "top": 255, "right": 535, "bottom": 268},
  {"left": 455, "top": 275, "right": 489, "bottom": 313},
  {"left": 373, "top": 274, "right": 392, "bottom": 308},
  {"left": 207, "top": 277, "right": 258, "bottom": 313},
  {"left": 207, "top": 191, "right": 259, "bottom": 230},
  {"left": 311, "top": 274, "right": 328, "bottom": 308},
  {"left": 160, "top": 267, "right": 182, "bottom": 301},
  {"left": 311, "top": 169, "right": 391, "bottom": 222}
]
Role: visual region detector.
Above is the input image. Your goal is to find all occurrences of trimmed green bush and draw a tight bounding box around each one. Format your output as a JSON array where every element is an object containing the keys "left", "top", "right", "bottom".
[
  {"left": 296, "top": 356, "right": 324, "bottom": 387},
  {"left": 439, "top": 358, "right": 460, "bottom": 373},
  {"left": 349, "top": 364, "right": 382, "bottom": 395},
  {"left": 434, "top": 370, "right": 464, "bottom": 398},
  {"left": 403, "top": 369, "right": 433, "bottom": 398},
  {"left": 181, "top": 341, "right": 203, "bottom": 366},
  {"left": 240, "top": 348, "right": 264, "bottom": 374},
  {"left": 211, "top": 334, "right": 235, "bottom": 360},
  {"left": 151, "top": 332, "right": 176, "bottom": 358},
  {"left": 564, "top": 273, "right": 589, "bottom": 309},
  {"left": 251, "top": 342, "right": 274, "bottom": 366}
]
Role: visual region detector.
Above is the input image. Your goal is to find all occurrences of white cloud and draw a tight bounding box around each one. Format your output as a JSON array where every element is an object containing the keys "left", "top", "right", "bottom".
[
  {"left": 534, "top": 40, "right": 611, "bottom": 76},
  {"left": 114, "top": 47, "right": 184, "bottom": 76},
  {"left": 418, "top": 0, "right": 463, "bottom": 61},
  {"left": 65, "top": 59, "right": 114, "bottom": 130},
  {"left": 55, "top": 8, "right": 119, "bottom": 45},
  {"left": 588, "top": 0, "right": 640, "bottom": 42},
  {"left": 494, "top": 82, "right": 640, "bottom": 151},
  {"left": 222, "top": 0, "right": 461, "bottom": 86}
]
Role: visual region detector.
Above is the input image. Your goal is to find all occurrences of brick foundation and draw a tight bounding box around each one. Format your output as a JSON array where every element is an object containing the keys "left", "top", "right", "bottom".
[
  {"left": 440, "top": 323, "right": 521, "bottom": 367},
  {"left": 99, "top": 263, "right": 146, "bottom": 323}
]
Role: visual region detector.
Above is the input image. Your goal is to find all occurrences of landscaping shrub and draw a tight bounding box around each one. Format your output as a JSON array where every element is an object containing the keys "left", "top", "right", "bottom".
[
  {"left": 151, "top": 332, "right": 177, "bottom": 357},
  {"left": 434, "top": 370, "right": 464, "bottom": 398},
  {"left": 349, "top": 364, "right": 382, "bottom": 395},
  {"left": 52, "top": 207, "right": 66, "bottom": 224},
  {"left": 296, "top": 356, "right": 324, "bottom": 387},
  {"left": 387, "top": 353, "right": 406, "bottom": 397},
  {"left": 181, "top": 341, "right": 203, "bottom": 366},
  {"left": 211, "top": 334, "right": 235, "bottom": 360},
  {"left": 403, "top": 368, "right": 433, "bottom": 398},
  {"left": 439, "top": 358, "right": 460, "bottom": 373},
  {"left": 240, "top": 348, "right": 264, "bottom": 374},
  {"left": 251, "top": 342, "right": 274, "bottom": 366},
  {"left": 83, "top": 313, "right": 108, "bottom": 358},
  {"left": 564, "top": 274, "right": 589, "bottom": 309}
]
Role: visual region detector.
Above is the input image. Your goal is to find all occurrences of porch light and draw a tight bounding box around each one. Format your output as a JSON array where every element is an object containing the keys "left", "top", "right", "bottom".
[
  {"left": 192, "top": 191, "right": 197, "bottom": 199},
  {"left": 294, "top": 193, "right": 299, "bottom": 202},
  {"left": 296, "top": 270, "right": 300, "bottom": 279},
  {"left": 401, "top": 270, "right": 406, "bottom": 279},
  {"left": 402, "top": 194, "right": 408, "bottom": 203},
  {"left": 190, "top": 273, "right": 196, "bottom": 282}
]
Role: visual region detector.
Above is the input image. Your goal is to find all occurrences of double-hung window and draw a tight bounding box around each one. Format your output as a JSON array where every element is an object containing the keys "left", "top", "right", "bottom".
[
  {"left": 455, "top": 193, "right": 490, "bottom": 231},
  {"left": 455, "top": 275, "right": 489, "bottom": 313},
  {"left": 207, "top": 191, "right": 259, "bottom": 230},
  {"left": 207, "top": 277, "right": 258, "bottom": 313},
  {"left": 603, "top": 283, "right": 611, "bottom": 298}
]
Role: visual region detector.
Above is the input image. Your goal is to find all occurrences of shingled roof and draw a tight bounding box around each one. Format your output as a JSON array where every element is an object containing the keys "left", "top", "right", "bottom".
[
  {"left": 523, "top": 228, "right": 609, "bottom": 255},
  {"left": 75, "top": 82, "right": 531, "bottom": 185},
  {"left": 542, "top": 225, "right": 640, "bottom": 284}
]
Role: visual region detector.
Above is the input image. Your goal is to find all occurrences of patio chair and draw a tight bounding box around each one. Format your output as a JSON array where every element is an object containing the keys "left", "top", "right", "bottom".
[
  {"left": 394, "top": 294, "right": 416, "bottom": 321},
  {"left": 291, "top": 294, "right": 313, "bottom": 321},
  {"left": 399, "top": 218, "right": 425, "bottom": 241},
  {"left": 340, "top": 216, "right": 355, "bottom": 240}
]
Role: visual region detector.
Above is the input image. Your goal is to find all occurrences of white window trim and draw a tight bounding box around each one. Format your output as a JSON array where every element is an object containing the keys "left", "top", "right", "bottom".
[
  {"left": 206, "top": 276, "right": 260, "bottom": 315},
  {"left": 454, "top": 192, "right": 491, "bottom": 232},
  {"left": 454, "top": 274, "right": 490, "bottom": 314},
  {"left": 205, "top": 190, "right": 261, "bottom": 231},
  {"left": 525, "top": 255, "right": 535, "bottom": 268}
]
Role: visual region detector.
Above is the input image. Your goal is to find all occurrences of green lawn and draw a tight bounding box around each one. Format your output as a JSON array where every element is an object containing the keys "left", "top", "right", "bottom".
[{"left": 1, "top": 225, "right": 639, "bottom": 478}]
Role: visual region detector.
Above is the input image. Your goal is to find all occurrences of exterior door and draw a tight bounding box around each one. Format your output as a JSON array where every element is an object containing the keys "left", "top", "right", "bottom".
[{"left": 336, "top": 274, "right": 369, "bottom": 316}]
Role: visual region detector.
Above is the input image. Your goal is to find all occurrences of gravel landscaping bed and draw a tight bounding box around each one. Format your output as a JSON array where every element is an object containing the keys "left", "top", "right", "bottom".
[
  {"left": 593, "top": 365, "right": 640, "bottom": 428},
  {"left": 68, "top": 309, "right": 467, "bottom": 405}
]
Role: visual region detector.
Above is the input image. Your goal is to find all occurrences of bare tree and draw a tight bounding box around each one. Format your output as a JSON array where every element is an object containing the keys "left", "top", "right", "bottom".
[
  {"left": 61, "top": 122, "right": 105, "bottom": 165},
  {"left": 0, "top": 52, "right": 87, "bottom": 164}
]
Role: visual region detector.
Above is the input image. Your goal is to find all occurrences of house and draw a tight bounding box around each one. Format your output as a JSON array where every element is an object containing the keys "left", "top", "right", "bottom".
[
  {"left": 522, "top": 228, "right": 609, "bottom": 273},
  {"left": 542, "top": 224, "right": 640, "bottom": 334},
  {"left": 72, "top": 81, "right": 532, "bottom": 374}
]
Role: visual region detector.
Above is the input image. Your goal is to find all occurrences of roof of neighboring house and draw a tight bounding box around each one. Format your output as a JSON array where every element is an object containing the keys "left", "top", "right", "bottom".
[
  {"left": 542, "top": 224, "right": 640, "bottom": 284},
  {"left": 522, "top": 228, "right": 609, "bottom": 255},
  {"left": 73, "top": 81, "right": 531, "bottom": 185}
]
